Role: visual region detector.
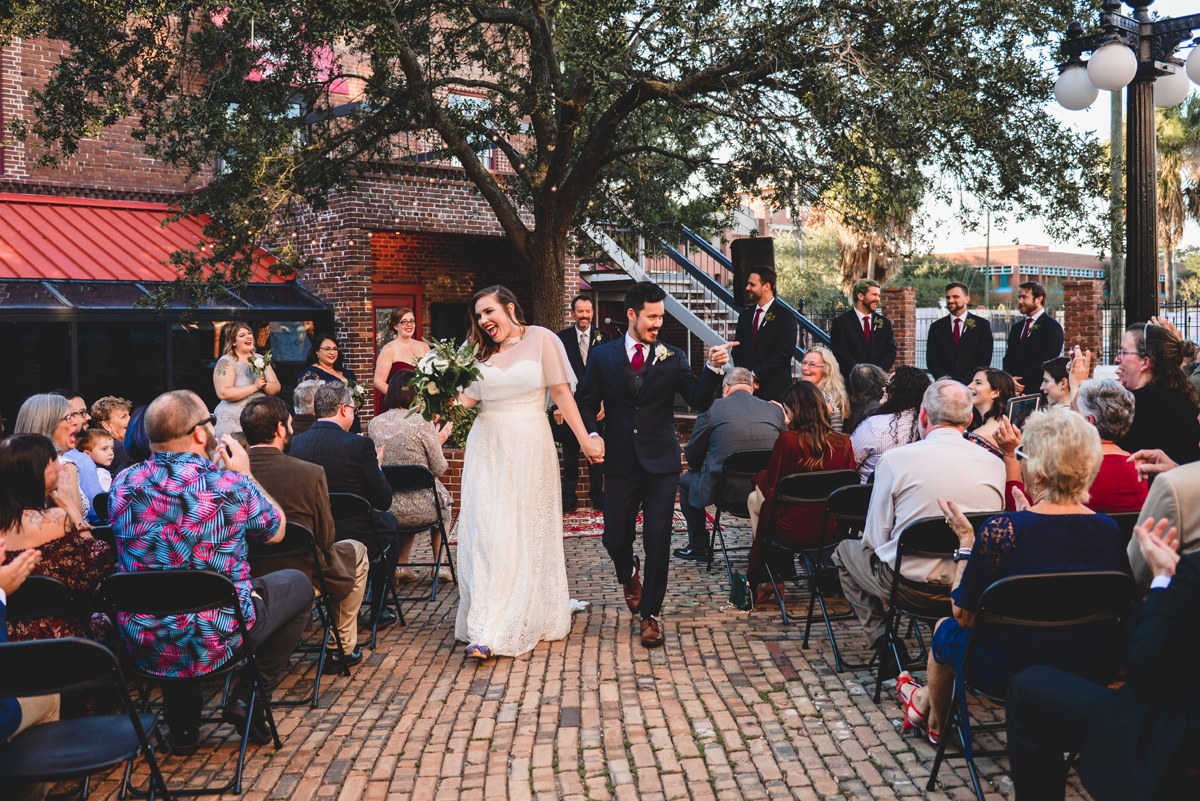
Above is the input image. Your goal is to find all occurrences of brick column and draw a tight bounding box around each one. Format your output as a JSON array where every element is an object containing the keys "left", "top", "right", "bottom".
[
  {"left": 1063, "top": 280, "right": 1104, "bottom": 374},
  {"left": 882, "top": 286, "right": 917, "bottom": 368}
]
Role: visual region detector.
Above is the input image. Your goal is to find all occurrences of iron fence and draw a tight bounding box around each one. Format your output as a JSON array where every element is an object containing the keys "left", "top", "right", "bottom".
[{"left": 1100, "top": 302, "right": 1200, "bottom": 367}]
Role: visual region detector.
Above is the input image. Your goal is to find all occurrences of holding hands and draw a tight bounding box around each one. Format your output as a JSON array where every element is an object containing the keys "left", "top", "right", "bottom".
[{"left": 581, "top": 435, "right": 605, "bottom": 464}]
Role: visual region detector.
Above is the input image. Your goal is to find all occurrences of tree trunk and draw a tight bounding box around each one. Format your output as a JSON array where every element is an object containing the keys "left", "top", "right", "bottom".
[{"left": 525, "top": 230, "right": 567, "bottom": 330}]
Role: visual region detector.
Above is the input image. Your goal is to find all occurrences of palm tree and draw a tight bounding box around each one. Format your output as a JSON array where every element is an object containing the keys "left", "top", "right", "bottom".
[{"left": 1157, "top": 95, "right": 1200, "bottom": 302}]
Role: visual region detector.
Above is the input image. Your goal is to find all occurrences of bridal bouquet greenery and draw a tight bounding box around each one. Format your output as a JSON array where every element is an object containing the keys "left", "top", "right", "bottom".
[
  {"left": 344, "top": 378, "right": 367, "bottom": 407},
  {"left": 407, "top": 339, "right": 483, "bottom": 435},
  {"left": 248, "top": 350, "right": 273, "bottom": 375}
]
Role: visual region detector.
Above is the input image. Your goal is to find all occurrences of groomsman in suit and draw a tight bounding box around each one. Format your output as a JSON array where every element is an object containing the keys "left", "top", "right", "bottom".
[
  {"left": 731, "top": 266, "right": 799, "bottom": 402},
  {"left": 576, "top": 281, "right": 729, "bottom": 648},
  {"left": 553, "top": 295, "right": 614, "bottom": 512},
  {"left": 925, "top": 282, "right": 994, "bottom": 383},
  {"left": 1001, "top": 281, "right": 1064, "bottom": 395},
  {"left": 830, "top": 279, "right": 897, "bottom": 382}
]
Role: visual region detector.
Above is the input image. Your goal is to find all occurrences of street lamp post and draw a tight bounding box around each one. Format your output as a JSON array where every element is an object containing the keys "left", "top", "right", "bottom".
[{"left": 1054, "top": 0, "right": 1200, "bottom": 327}]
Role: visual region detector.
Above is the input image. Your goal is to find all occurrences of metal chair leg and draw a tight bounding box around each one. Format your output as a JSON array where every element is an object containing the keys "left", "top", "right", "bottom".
[{"left": 762, "top": 563, "right": 788, "bottom": 623}]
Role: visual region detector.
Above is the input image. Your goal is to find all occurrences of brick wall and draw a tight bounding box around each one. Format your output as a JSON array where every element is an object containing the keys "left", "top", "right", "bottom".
[
  {"left": 1063, "top": 280, "right": 1104, "bottom": 374},
  {"left": 882, "top": 286, "right": 917, "bottom": 368}
]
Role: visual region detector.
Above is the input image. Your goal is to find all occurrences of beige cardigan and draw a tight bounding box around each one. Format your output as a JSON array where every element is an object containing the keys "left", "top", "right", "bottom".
[{"left": 1131, "top": 460, "right": 1200, "bottom": 591}]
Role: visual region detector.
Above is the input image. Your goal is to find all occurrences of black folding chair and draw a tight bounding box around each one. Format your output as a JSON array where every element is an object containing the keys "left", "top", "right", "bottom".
[
  {"left": 1107, "top": 511, "right": 1140, "bottom": 546},
  {"left": 926, "top": 571, "right": 1137, "bottom": 801},
  {"left": 247, "top": 522, "right": 352, "bottom": 706},
  {"left": 873, "top": 513, "right": 999, "bottom": 703},
  {"left": 757, "top": 479, "right": 870, "bottom": 670},
  {"left": 91, "top": 492, "right": 109, "bottom": 524},
  {"left": 382, "top": 465, "right": 455, "bottom": 601},
  {"left": 328, "top": 492, "right": 404, "bottom": 650},
  {"left": 706, "top": 448, "right": 774, "bottom": 575},
  {"left": 97, "top": 570, "right": 283, "bottom": 797},
  {"left": 89, "top": 525, "right": 116, "bottom": 551},
  {"left": 0, "top": 638, "right": 170, "bottom": 801},
  {"left": 5, "top": 576, "right": 79, "bottom": 624}
]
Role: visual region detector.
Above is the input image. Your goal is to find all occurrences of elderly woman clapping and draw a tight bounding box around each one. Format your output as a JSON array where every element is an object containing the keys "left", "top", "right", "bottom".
[{"left": 894, "top": 408, "right": 1133, "bottom": 746}]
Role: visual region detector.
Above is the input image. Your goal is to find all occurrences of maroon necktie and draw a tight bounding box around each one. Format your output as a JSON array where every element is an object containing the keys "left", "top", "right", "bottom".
[
  {"left": 1020, "top": 317, "right": 1033, "bottom": 343},
  {"left": 862, "top": 315, "right": 871, "bottom": 345},
  {"left": 752, "top": 308, "right": 762, "bottom": 343},
  {"left": 631, "top": 343, "right": 645, "bottom": 371},
  {"left": 953, "top": 317, "right": 961, "bottom": 346}
]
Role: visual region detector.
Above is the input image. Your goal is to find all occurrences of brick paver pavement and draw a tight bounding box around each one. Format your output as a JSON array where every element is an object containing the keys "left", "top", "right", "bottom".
[{"left": 78, "top": 521, "right": 1095, "bottom": 801}]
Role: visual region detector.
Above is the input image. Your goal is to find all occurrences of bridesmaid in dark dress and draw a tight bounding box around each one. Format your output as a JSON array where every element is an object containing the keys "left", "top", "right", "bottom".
[
  {"left": 373, "top": 308, "right": 429, "bottom": 416},
  {"left": 296, "top": 334, "right": 363, "bottom": 433}
]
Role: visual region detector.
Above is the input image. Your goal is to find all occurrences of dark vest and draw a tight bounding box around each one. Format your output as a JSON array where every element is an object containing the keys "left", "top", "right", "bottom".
[{"left": 624, "top": 348, "right": 648, "bottom": 395}]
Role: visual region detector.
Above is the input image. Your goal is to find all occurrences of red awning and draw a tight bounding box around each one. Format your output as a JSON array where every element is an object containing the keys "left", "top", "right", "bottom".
[{"left": 0, "top": 193, "right": 281, "bottom": 283}]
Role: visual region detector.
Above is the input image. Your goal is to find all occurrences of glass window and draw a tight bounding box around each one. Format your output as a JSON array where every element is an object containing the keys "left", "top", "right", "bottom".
[
  {"left": 0, "top": 281, "right": 69, "bottom": 308},
  {"left": 78, "top": 323, "right": 168, "bottom": 412},
  {"left": 46, "top": 282, "right": 149, "bottom": 308},
  {"left": 0, "top": 322, "right": 71, "bottom": 434}
]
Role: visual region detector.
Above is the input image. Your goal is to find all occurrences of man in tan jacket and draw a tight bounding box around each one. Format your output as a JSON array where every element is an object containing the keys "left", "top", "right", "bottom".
[{"left": 241, "top": 397, "right": 369, "bottom": 668}]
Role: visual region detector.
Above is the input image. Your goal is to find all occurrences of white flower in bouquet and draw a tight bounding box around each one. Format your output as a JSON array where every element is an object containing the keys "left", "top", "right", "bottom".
[
  {"left": 426, "top": 382, "right": 440, "bottom": 395},
  {"left": 248, "top": 350, "right": 274, "bottom": 375}
]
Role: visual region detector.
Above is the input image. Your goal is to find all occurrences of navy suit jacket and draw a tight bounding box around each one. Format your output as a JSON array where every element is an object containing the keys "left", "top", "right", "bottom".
[
  {"left": 1080, "top": 551, "right": 1200, "bottom": 801},
  {"left": 829, "top": 310, "right": 897, "bottom": 382},
  {"left": 1002, "top": 313, "right": 1064, "bottom": 393},
  {"left": 576, "top": 339, "right": 721, "bottom": 476},
  {"left": 925, "top": 312, "right": 994, "bottom": 384},
  {"left": 288, "top": 420, "right": 396, "bottom": 556},
  {"left": 732, "top": 303, "right": 799, "bottom": 402}
]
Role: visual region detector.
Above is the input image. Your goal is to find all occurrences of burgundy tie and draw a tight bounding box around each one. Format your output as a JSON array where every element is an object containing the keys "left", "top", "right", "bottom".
[
  {"left": 752, "top": 308, "right": 762, "bottom": 343},
  {"left": 631, "top": 343, "right": 645, "bottom": 371},
  {"left": 953, "top": 317, "right": 961, "bottom": 346},
  {"left": 1020, "top": 317, "right": 1033, "bottom": 343},
  {"left": 862, "top": 315, "right": 871, "bottom": 345}
]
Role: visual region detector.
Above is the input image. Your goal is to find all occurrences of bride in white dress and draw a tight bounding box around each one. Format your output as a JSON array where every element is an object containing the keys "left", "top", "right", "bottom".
[{"left": 454, "top": 285, "right": 604, "bottom": 659}]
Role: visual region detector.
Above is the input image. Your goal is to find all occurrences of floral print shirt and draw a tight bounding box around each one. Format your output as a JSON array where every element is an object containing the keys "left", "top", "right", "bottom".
[{"left": 110, "top": 451, "right": 281, "bottom": 677}]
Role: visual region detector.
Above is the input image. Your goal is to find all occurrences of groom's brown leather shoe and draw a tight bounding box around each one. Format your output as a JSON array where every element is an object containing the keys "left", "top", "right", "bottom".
[
  {"left": 623, "top": 555, "right": 642, "bottom": 614},
  {"left": 640, "top": 616, "right": 664, "bottom": 648}
]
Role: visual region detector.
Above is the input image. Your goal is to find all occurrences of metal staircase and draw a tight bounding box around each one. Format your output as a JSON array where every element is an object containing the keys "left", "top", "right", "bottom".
[{"left": 579, "top": 222, "right": 830, "bottom": 363}]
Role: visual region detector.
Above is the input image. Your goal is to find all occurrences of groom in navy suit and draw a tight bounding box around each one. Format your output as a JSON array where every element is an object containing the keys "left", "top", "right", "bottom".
[{"left": 576, "top": 281, "right": 731, "bottom": 648}]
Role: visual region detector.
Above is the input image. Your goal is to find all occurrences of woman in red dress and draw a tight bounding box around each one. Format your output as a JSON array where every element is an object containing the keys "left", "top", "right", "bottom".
[
  {"left": 747, "top": 381, "right": 855, "bottom": 603},
  {"left": 373, "top": 307, "right": 430, "bottom": 416}
]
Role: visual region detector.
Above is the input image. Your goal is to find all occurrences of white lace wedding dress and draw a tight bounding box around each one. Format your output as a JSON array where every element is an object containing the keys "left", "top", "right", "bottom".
[{"left": 455, "top": 326, "right": 575, "bottom": 656}]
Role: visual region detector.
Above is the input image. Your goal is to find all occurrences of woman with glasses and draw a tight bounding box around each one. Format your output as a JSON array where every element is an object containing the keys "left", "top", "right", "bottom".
[
  {"left": 373, "top": 308, "right": 430, "bottom": 417},
  {"left": 1114, "top": 322, "right": 1200, "bottom": 466},
  {"left": 298, "top": 334, "right": 363, "bottom": 433},
  {"left": 799, "top": 346, "right": 850, "bottom": 432},
  {"left": 13, "top": 394, "right": 88, "bottom": 523},
  {"left": 213, "top": 321, "right": 282, "bottom": 439}
]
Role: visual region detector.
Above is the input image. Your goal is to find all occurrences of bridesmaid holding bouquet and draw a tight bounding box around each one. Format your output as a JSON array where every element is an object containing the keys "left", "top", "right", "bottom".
[{"left": 374, "top": 308, "right": 429, "bottom": 416}]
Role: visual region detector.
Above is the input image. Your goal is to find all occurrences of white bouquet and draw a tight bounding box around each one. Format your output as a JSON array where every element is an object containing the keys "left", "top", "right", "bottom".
[
  {"left": 345, "top": 378, "right": 367, "bottom": 407},
  {"left": 248, "top": 350, "right": 274, "bottom": 376},
  {"left": 408, "top": 338, "right": 483, "bottom": 423}
]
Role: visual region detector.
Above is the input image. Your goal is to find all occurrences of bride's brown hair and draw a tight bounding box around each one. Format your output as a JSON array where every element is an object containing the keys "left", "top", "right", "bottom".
[{"left": 467, "top": 285, "right": 527, "bottom": 361}]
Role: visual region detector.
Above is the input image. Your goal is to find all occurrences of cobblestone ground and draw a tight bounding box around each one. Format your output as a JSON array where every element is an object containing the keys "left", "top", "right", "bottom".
[{"left": 80, "top": 519, "right": 1095, "bottom": 801}]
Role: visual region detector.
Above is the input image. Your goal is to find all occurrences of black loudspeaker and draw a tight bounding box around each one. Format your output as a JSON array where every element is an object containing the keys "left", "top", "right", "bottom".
[{"left": 730, "top": 237, "right": 775, "bottom": 307}]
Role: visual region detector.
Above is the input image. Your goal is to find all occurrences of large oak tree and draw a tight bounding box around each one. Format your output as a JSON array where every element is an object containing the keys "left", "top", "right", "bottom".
[{"left": 1, "top": 0, "right": 1107, "bottom": 325}]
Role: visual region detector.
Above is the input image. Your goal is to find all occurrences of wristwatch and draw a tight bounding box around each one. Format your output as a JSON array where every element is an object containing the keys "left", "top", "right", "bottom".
[{"left": 953, "top": 548, "right": 972, "bottom": 563}]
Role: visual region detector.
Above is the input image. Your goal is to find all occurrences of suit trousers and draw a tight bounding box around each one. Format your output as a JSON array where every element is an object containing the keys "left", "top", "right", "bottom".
[
  {"left": 555, "top": 418, "right": 604, "bottom": 505},
  {"left": 1, "top": 694, "right": 60, "bottom": 801},
  {"left": 603, "top": 464, "right": 678, "bottom": 619},
  {"left": 831, "top": 539, "right": 950, "bottom": 645},
  {"left": 162, "top": 570, "right": 314, "bottom": 736},
  {"left": 677, "top": 471, "right": 708, "bottom": 551},
  {"left": 331, "top": 540, "right": 369, "bottom": 652}
]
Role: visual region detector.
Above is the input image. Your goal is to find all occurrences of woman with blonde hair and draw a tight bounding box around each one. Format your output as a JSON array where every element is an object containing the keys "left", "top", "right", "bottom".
[
  {"left": 800, "top": 346, "right": 850, "bottom": 432},
  {"left": 213, "top": 322, "right": 281, "bottom": 438}
]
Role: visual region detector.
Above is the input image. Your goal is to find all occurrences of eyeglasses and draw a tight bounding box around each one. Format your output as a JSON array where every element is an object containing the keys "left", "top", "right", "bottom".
[
  {"left": 1115, "top": 348, "right": 1145, "bottom": 360},
  {"left": 398, "top": 320, "right": 416, "bottom": 327},
  {"left": 1014, "top": 445, "right": 1028, "bottom": 461},
  {"left": 318, "top": 346, "right": 339, "bottom": 353},
  {"left": 59, "top": 411, "right": 83, "bottom": 424},
  {"left": 188, "top": 414, "right": 217, "bottom": 435}
]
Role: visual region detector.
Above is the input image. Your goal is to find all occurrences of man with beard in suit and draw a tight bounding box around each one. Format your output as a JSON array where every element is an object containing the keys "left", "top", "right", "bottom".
[
  {"left": 830, "top": 279, "right": 897, "bottom": 383},
  {"left": 731, "top": 266, "right": 799, "bottom": 403},
  {"left": 1002, "top": 281, "right": 1064, "bottom": 395},
  {"left": 552, "top": 295, "right": 614, "bottom": 512},
  {"left": 925, "top": 282, "right": 994, "bottom": 383}
]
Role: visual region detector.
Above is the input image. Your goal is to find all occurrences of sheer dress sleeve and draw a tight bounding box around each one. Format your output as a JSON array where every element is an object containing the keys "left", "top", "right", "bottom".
[{"left": 535, "top": 326, "right": 577, "bottom": 393}]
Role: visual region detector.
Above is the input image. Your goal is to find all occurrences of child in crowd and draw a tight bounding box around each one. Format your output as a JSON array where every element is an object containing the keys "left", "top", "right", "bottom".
[{"left": 76, "top": 428, "right": 115, "bottom": 492}]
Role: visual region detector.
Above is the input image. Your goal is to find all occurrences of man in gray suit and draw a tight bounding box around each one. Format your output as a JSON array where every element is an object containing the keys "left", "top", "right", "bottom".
[{"left": 675, "top": 367, "right": 787, "bottom": 561}]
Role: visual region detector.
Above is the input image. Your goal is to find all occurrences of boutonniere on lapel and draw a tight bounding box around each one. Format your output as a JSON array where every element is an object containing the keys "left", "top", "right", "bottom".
[
  {"left": 872, "top": 315, "right": 884, "bottom": 331},
  {"left": 1028, "top": 322, "right": 1041, "bottom": 335},
  {"left": 762, "top": 310, "right": 776, "bottom": 325},
  {"left": 654, "top": 344, "right": 672, "bottom": 362},
  {"left": 592, "top": 330, "right": 605, "bottom": 346},
  {"left": 964, "top": 317, "right": 977, "bottom": 331}
]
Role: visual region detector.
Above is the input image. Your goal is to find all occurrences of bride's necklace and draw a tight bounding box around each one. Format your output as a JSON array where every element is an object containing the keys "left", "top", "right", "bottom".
[{"left": 501, "top": 325, "right": 526, "bottom": 347}]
